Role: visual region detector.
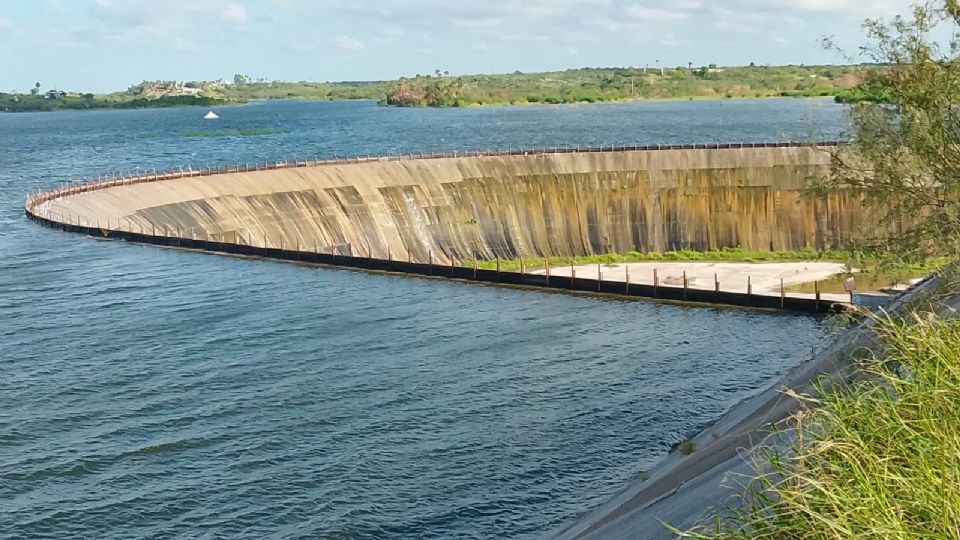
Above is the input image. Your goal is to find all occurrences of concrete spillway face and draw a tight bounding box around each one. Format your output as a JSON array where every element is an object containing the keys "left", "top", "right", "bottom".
[{"left": 38, "top": 146, "right": 875, "bottom": 265}]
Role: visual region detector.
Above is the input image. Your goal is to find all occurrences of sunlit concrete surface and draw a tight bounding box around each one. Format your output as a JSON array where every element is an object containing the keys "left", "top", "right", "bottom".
[{"left": 534, "top": 261, "right": 851, "bottom": 303}]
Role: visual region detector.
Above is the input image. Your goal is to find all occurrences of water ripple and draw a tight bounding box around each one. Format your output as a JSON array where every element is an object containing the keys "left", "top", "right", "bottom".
[{"left": 0, "top": 99, "right": 835, "bottom": 539}]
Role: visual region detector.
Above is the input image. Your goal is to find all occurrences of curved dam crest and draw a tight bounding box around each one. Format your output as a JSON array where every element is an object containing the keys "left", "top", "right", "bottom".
[{"left": 34, "top": 145, "right": 870, "bottom": 266}]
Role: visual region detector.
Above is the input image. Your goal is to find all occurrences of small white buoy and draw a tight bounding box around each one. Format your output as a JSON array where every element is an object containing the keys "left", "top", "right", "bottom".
[{"left": 203, "top": 111, "right": 220, "bottom": 120}]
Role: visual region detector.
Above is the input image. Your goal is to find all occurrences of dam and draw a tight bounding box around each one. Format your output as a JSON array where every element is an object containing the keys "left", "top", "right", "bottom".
[
  {"left": 28, "top": 143, "right": 862, "bottom": 262},
  {"left": 26, "top": 142, "right": 866, "bottom": 311}
]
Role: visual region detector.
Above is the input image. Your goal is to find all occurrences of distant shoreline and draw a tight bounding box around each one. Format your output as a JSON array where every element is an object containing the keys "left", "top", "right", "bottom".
[
  {"left": 0, "top": 95, "right": 243, "bottom": 114},
  {"left": 3, "top": 64, "right": 872, "bottom": 113},
  {"left": 0, "top": 94, "right": 841, "bottom": 115},
  {"left": 448, "top": 94, "right": 840, "bottom": 109}
]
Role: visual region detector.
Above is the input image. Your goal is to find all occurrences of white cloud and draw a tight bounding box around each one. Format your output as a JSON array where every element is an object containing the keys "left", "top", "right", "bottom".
[
  {"left": 660, "top": 31, "right": 691, "bottom": 47},
  {"left": 334, "top": 35, "right": 364, "bottom": 51},
  {"left": 172, "top": 36, "right": 198, "bottom": 52},
  {"left": 0, "top": 17, "right": 12, "bottom": 29},
  {"left": 789, "top": 0, "right": 846, "bottom": 12},
  {"left": 221, "top": 3, "right": 249, "bottom": 24},
  {"left": 452, "top": 18, "right": 503, "bottom": 29},
  {"left": 773, "top": 0, "right": 909, "bottom": 16},
  {"left": 384, "top": 25, "right": 404, "bottom": 37},
  {"left": 626, "top": 6, "right": 690, "bottom": 21},
  {"left": 471, "top": 43, "right": 490, "bottom": 52}
]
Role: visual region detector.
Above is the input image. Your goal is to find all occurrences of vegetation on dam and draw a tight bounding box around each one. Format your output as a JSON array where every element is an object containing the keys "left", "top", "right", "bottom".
[
  {"left": 680, "top": 1, "right": 960, "bottom": 537},
  {"left": 787, "top": 256, "right": 949, "bottom": 294},
  {"left": 467, "top": 248, "right": 852, "bottom": 272}
]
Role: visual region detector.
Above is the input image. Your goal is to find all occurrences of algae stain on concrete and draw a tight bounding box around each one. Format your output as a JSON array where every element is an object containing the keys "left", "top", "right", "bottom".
[{"left": 48, "top": 147, "right": 873, "bottom": 265}]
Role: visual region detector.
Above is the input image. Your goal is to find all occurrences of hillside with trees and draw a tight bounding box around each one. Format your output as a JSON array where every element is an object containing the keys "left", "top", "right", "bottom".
[
  {"left": 0, "top": 79, "right": 239, "bottom": 112},
  {"left": 2, "top": 64, "right": 879, "bottom": 113},
  {"left": 384, "top": 64, "right": 870, "bottom": 107}
]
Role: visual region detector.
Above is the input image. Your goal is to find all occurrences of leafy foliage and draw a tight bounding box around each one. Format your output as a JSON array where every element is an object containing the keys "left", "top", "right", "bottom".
[{"left": 819, "top": 1, "right": 960, "bottom": 261}]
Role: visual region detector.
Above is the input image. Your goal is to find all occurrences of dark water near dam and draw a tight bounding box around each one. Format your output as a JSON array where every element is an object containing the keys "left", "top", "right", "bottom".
[{"left": 2, "top": 99, "right": 841, "bottom": 539}]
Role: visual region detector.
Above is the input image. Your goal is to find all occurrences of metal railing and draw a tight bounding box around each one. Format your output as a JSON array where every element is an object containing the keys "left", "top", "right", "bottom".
[{"left": 24, "top": 140, "right": 844, "bottom": 214}]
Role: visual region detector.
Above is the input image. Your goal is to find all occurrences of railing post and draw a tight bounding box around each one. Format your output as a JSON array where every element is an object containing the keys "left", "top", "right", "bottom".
[
  {"left": 715, "top": 273, "right": 720, "bottom": 293},
  {"left": 625, "top": 266, "right": 630, "bottom": 294},
  {"left": 747, "top": 275, "right": 753, "bottom": 304},
  {"left": 780, "top": 278, "right": 785, "bottom": 309},
  {"left": 597, "top": 263, "right": 602, "bottom": 292},
  {"left": 545, "top": 258, "right": 550, "bottom": 286},
  {"left": 429, "top": 250, "right": 433, "bottom": 275},
  {"left": 815, "top": 281, "right": 821, "bottom": 313},
  {"left": 683, "top": 270, "right": 688, "bottom": 299},
  {"left": 653, "top": 268, "right": 659, "bottom": 297}
]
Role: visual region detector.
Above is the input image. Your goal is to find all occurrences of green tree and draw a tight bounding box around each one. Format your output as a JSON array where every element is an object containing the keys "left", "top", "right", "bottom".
[{"left": 820, "top": 0, "right": 960, "bottom": 260}]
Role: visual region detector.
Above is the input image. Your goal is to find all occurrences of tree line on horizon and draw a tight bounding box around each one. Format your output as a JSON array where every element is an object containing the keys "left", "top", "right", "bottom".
[
  {"left": 382, "top": 64, "right": 878, "bottom": 107},
  {"left": 2, "top": 63, "right": 889, "bottom": 113}
]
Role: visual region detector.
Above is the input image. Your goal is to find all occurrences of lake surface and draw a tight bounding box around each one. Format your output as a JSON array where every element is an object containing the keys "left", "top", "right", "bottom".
[{"left": 1, "top": 99, "right": 841, "bottom": 539}]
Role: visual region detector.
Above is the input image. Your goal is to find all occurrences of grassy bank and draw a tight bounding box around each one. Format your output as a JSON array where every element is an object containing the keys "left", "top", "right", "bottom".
[
  {"left": 464, "top": 248, "right": 851, "bottom": 272},
  {"left": 787, "top": 257, "right": 949, "bottom": 294},
  {"left": 680, "top": 313, "right": 960, "bottom": 538}
]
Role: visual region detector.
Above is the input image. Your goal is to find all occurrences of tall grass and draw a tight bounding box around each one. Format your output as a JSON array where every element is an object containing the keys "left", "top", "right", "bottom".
[{"left": 681, "top": 314, "right": 960, "bottom": 539}]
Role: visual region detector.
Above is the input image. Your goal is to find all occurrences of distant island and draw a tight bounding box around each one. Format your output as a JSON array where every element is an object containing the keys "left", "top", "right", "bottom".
[{"left": 0, "top": 65, "right": 882, "bottom": 113}]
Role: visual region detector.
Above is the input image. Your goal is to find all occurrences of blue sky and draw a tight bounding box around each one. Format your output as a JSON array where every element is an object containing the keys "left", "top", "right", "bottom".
[{"left": 0, "top": 0, "right": 915, "bottom": 93}]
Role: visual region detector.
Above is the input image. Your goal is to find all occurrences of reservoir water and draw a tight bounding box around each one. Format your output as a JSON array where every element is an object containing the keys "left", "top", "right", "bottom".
[{"left": 2, "top": 99, "right": 843, "bottom": 539}]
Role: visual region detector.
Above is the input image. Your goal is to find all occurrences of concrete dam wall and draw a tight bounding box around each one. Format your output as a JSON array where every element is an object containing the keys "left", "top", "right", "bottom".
[{"left": 33, "top": 145, "right": 867, "bottom": 265}]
